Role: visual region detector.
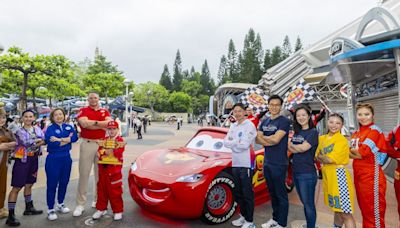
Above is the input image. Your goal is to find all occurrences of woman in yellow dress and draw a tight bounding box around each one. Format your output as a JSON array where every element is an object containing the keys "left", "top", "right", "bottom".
[{"left": 316, "top": 113, "right": 355, "bottom": 228}]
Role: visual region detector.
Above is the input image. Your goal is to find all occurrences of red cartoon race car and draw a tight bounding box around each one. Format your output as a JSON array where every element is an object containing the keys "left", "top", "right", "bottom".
[{"left": 128, "top": 127, "right": 294, "bottom": 224}]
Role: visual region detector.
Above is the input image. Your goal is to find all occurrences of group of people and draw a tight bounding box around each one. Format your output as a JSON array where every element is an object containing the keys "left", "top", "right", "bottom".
[
  {"left": 0, "top": 92, "right": 127, "bottom": 227},
  {"left": 225, "top": 94, "right": 400, "bottom": 228},
  {"left": 131, "top": 116, "right": 150, "bottom": 139}
]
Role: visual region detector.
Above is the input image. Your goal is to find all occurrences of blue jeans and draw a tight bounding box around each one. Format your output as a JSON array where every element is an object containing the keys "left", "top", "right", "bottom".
[
  {"left": 293, "top": 172, "right": 317, "bottom": 228},
  {"left": 232, "top": 167, "right": 254, "bottom": 222},
  {"left": 263, "top": 163, "right": 288, "bottom": 227}
]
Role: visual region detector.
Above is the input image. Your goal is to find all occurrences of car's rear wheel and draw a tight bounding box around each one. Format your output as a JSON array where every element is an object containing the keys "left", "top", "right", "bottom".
[{"left": 201, "top": 172, "right": 236, "bottom": 224}]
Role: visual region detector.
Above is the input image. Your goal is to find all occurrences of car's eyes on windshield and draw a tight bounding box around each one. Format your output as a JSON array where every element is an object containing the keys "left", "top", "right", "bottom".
[
  {"left": 213, "top": 141, "right": 223, "bottom": 150},
  {"left": 196, "top": 140, "right": 204, "bottom": 147},
  {"left": 187, "top": 134, "right": 231, "bottom": 153}
]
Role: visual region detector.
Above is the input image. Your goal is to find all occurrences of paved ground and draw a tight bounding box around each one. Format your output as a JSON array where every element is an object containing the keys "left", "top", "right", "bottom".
[{"left": 2, "top": 122, "right": 399, "bottom": 227}]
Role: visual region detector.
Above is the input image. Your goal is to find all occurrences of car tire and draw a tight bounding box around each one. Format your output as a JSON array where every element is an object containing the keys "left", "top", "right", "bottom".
[
  {"left": 201, "top": 172, "right": 237, "bottom": 224},
  {"left": 285, "top": 156, "right": 294, "bottom": 193}
]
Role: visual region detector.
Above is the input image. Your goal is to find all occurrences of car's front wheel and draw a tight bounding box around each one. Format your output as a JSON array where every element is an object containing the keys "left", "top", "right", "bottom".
[{"left": 201, "top": 172, "right": 237, "bottom": 224}]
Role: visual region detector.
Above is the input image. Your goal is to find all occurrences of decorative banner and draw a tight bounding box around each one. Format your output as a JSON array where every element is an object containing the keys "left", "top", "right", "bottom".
[
  {"left": 283, "top": 78, "right": 316, "bottom": 110},
  {"left": 239, "top": 87, "right": 269, "bottom": 113}
]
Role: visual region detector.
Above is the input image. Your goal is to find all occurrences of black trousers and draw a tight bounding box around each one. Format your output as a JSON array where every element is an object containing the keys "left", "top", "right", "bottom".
[
  {"left": 137, "top": 126, "right": 142, "bottom": 139},
  {"left": 232, "top": 167, "right": 254, "bottom": 222}
]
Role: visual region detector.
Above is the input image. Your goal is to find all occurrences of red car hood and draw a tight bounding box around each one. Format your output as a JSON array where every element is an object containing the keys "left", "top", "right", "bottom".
[{"left": 135, "top": 147, "right": 231, "bottom": 179}]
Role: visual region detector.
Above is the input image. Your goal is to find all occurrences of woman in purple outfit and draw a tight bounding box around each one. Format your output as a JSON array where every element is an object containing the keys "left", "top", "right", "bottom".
[{"left": 6, "top": 110, "right": 45, "bottom": 227}]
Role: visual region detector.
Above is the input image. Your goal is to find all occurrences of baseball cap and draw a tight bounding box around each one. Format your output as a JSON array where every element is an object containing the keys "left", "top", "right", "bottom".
[{"left": 107, "top": 120, "right": 119, "bottom": 129}]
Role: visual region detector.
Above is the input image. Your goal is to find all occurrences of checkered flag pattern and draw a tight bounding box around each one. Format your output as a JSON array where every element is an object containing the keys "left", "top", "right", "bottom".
[
  {"left": 239, "top": 87, "right": 269, "bottom": 114},
  {"left": 283, "top": 78, "right": 316, "bottom": 110},
  {"left": 336, "top": 168, "right": 352, "bottom": 214}
]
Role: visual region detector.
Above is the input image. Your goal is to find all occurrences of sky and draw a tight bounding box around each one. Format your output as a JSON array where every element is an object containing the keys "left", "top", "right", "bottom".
[{"left": 0, "top": 0, "right": 380, "bottom": 84}]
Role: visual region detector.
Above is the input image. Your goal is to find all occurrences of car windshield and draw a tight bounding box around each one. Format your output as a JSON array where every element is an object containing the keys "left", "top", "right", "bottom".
[{"left": 186, "top": 131, "right": 232, "bottom": 153}]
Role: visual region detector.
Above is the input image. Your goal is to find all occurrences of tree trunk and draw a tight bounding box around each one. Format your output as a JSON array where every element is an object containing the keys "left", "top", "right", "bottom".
[
  {"left": 150, "top": 103, "right": 155, "bottom": 118},
  {"left": 19, "top": 72, "right": 28, "bottom": 113},
  {"left": 49, "top": 97, "right": 52, "bottom": 108},
  {"left": 32, "top": 88, "right": 37, "bottom": 112}
]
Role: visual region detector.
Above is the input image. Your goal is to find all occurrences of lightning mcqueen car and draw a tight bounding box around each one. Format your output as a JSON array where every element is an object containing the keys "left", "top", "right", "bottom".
[{"left": 128, "top": 127, "right": 294, "bottom": 224}]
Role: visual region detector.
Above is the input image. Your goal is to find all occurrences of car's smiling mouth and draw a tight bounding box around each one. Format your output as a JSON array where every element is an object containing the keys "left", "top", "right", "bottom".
[{"left": 142, "top": 187, "right": 171, "bottom": 203}]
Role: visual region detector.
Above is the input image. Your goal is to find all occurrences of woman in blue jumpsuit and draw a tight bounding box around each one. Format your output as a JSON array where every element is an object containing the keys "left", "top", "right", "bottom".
[{"left": 45, "top": 108, "right": 78, "bottom": 221}]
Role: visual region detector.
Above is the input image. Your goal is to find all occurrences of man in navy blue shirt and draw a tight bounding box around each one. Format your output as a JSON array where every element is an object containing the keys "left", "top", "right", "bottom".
[{"left": 256, "top": 95, "right": 290, "bottom": 228}]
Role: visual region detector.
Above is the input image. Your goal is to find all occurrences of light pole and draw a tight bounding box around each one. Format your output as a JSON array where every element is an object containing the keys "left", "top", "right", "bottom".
[{"left": 124, "top": 79, "right": 130, "bottom": 136}]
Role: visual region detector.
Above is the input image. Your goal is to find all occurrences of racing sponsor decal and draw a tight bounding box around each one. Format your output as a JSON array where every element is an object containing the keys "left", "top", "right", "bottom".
[
  {"left": 164, "top": 151, "right": 196, "bottom": 164},
  {"left": 252, "top": 154, "right": 266, "bottom": 187}
]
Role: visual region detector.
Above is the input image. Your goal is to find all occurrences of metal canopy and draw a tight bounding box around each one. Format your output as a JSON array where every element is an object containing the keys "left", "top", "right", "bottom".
[{"left": 327, "top": 59, "right": 396, "bottom": 84}]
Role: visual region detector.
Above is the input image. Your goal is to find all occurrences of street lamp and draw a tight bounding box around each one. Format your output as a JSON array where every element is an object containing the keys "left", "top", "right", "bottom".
[{"left": 124, "top": 79, "right": 130, "bottom": 136}]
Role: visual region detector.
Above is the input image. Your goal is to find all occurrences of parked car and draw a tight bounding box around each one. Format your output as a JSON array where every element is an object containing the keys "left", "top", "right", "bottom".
[{"left": 128, "top": 127, "right": 294, "bottom": 224}]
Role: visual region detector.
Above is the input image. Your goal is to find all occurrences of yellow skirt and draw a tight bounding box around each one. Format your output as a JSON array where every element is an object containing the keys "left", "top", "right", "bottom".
[{"left": 322, "top": 165, "right": 355, "bottom": 213}]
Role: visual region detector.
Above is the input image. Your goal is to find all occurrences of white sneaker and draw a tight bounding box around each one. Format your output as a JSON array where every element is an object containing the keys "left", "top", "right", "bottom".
[
  {"left": 261, "top": 219, "right": 278, "bottom": 228},
  {"left": 113, "top": 213, "right": 122, "bottom": 221},
  {"left": 275, "top": 225, "right": 286, "bottom": 228},
  {"left": 72, "top": 205, "right": 84, "bottom": 217},
  {"left": 91, "top": 201, "right": 97, "bottom": 208},
  {"left": 232, "top": 214, "right": 245, "bottom": 226},
  {"left": 55, "top": 203, "right": 70, "bottom": 214},
  {"left": 47, "top": 210, "right": 58, "bottom": 221},
  {"left": 92, "top": 210, "right": 106, "bottom": 220},
  {"left": 241, "top": 221, "right": 255, "bottom": 228}
]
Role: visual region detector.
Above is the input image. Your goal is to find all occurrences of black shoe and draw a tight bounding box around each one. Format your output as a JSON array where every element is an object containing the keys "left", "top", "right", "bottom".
[
  {"left": 23, "top": 201, "right": 43, "bottom": 215},
  {"left": 5, "top": 210, "right": 20, "bottom": 227}
]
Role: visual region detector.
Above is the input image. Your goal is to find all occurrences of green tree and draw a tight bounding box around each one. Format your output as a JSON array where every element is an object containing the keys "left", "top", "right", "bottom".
[
  {"left": 200, "top": 60, "right": 214, "bottom": 95},
  {"left": 217, "top": 55, "right": 229, "bottom": 85},
  {"left": 172, "top": 50, "right": 183, "bottom": 91},
  {"left": 0, "top": 47, "right": 72, "bottom": 111},
  {"left": 168, "top": 91, "right": 192, "bottom": 112},
  {"left": 189, "top": 66, "right": 196, "bottom": 81},
  {"left": 263, "top": 49, "right": 272, "bottom": 71},
  {"left": 226, "top": 39, "right": 239, "bottom": 82},
  {"left": 159, "top": 64, "right": 173, "bottom": 91},
  {"left": 133, "top": 82, "right": 169, "bottom": 115},
  {"left": 181, "top": 79, "right": 202, "bottom": 97},
  {"left": 239, "top": 29, "right": 264, "bottom": 84},
  {"left": 271, "top": 46, "right": 283, "bottom": 66},
  {"left": 182, "top": 70, "right": 189, "bottom": 80},
  {"left": 193, "top": 94, "right": 210, "bottom": 115},
  {"left": 82, "top": 73, "right": 125, "bottom": 104},
  {"left": 0, "top": 70, "right": 22, "bottom": 96},
  {"left": 282, "top": 35, "right": 292, "bottom": 59},
  {"left": 87, "top": 54, "right": 121, "bottom": 75},
  {"left": 295, "top": 36, "right": 303, "bottom": 52}
]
